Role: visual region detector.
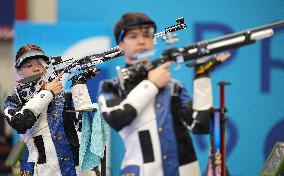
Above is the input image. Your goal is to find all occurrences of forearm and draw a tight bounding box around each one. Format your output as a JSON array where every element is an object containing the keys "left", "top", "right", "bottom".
[
  {"left": 178, "top": 77, "right": 213, "bottom": 134},
  {"left": 23, "top": 89, "right": 54, "bottom": 115},
  {"left": 98, "top": 80, "right": 158, "bottom": 130},
  {"left": 180, "top": 101, "right": 211, "bottom": 134},
  {"left": 193, "top": 77, "right": 213, "bottom": 110},
  {"left": 124, "top": 80, "right": 158, "bottom": 114},
  {"left": 71, "top": 84, "right": 92, "bottom": 110},
  {"left": 4, "top": 89, "right": 53, "bottom": 134}
]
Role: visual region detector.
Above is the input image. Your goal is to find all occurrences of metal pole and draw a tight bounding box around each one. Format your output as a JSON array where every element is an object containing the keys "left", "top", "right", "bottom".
[{"left": 218, "top": 81, "right": 230, "bottom": 176}]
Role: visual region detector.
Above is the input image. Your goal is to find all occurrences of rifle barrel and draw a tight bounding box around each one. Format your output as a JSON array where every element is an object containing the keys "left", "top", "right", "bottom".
[{"left": 180, "top": 20, "right": 284, "bottom": 62}]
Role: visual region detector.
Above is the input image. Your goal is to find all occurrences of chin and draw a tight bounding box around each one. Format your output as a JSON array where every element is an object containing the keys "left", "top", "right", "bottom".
[{"left": 126, "top": 58, "right": 138, "bottom": 64}]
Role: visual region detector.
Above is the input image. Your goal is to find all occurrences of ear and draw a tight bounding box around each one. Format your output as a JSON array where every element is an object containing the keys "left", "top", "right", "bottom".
[
  {"left": 16, "top": 69, "right": 23, "bottom": 77},
  {"left": 118, "top": 42, "right": 124, "bottom": 51}
]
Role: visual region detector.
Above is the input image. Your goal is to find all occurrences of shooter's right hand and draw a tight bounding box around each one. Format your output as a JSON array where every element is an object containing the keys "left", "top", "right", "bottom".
[
  {"left": 42, "top": 71, "right": 64, "bottom": 96},
  {"left": 148, "top": 61, "right": 173, "bottom": 88}
]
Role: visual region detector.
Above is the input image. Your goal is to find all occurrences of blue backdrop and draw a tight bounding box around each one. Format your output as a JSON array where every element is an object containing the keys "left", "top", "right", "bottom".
[{"left": 14, "top": 1, "right": 284, "bottom": 175}]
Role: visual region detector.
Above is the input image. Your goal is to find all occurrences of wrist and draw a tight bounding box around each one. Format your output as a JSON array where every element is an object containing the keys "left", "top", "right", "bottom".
[
  {"left": 42, "top": 88, "right": 55, "bottom": 98},
  {"left": 147, "top": 79, "right": 160, "bottom": 89}
]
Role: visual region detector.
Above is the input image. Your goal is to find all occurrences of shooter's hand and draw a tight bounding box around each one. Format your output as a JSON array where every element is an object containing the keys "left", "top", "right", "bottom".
[
  {"left": 42, "top": 71, "right": 64, "bottom": 96},
  {"left": 148, "top": 61, "right": 173, "bottom": 88}
]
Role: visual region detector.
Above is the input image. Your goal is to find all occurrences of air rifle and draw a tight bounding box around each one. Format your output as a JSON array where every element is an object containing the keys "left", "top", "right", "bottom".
[
  {"left": 16, "top": 17, "right": 187, "bottom": 103},
  {"left": 116, "top": 19, "right": 284, "bottom": 95}
]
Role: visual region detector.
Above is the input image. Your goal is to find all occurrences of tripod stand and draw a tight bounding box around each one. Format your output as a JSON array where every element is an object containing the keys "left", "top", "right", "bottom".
[{"left": 206, "top": 81, "right": 230, "bottom": 176}]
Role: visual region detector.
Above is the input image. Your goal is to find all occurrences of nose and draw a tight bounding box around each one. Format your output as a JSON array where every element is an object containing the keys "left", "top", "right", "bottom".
[
  {"left": 137, "top": 35, "right": 146, "bottom": 44},
  {"left": 33, "top": 65, "right": 41, "bottom": 72}
]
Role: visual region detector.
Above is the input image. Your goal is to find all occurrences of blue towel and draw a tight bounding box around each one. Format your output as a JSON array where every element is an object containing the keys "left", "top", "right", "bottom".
[{"left": 79, "top": 103, "right": 110, "bottom": 169}]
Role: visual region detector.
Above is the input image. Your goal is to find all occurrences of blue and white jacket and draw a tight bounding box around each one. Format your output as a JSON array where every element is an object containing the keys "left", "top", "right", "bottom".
[
  {"left": 98, "top": 76, "right": 213, "bottom": 176},
  {"left": 4, "top": 84, "right": 93, "bottom": 176}
]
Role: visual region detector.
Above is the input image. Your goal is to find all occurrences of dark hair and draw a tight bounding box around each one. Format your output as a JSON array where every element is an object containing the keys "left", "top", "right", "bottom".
[
  {"left": 15, "top": 44, "right": 49, "bottom": 69},
  {"left": 114, "top": 12, "right": 157, "bottom": 44}
]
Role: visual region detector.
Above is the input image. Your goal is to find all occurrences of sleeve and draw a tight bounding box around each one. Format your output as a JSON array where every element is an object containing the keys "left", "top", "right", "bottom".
[
  {"left": 70, "top": 84, "right": 94, "bottom": 132},
  {"left": 97, "top": 79, "right": 159, "bottom": 131},
  {"left": 4, "top": 89, "right": 54, "bottom": 134},
  {"left": 178, "top": 77, "right": 213, "bottom": 134},
  {"left": 71, "top": 84, "right": 93, "bottom": 110}
]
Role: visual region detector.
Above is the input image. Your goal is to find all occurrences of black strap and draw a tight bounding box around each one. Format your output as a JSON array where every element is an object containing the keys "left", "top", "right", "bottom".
[
  {"left": 33, "top": 135, "right": 46, "bottom": 164},
  {"left": 171, "top": 83, "right": 197, "bottom": 165},
  {"left": 138, "top": 130, "right": 154, "bottom": 163},
  {"left": 62, "top": 92, "right": 79, "bottom": 166}
]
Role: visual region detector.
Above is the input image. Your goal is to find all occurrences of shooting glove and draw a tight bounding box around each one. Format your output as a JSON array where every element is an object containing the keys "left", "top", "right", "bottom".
[{"left": 194, "top": 56, "right": 221, "bottom": 78}]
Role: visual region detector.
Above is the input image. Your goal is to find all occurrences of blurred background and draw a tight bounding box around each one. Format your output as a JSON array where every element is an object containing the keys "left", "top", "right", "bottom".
[{"left": 0, "top": 0, "right": 284, "bottom": 175}]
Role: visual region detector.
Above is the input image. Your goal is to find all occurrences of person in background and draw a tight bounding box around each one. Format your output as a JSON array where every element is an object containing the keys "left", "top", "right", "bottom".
[{"left": 3, "top": 44, "right": 97, "bottom": 176}]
